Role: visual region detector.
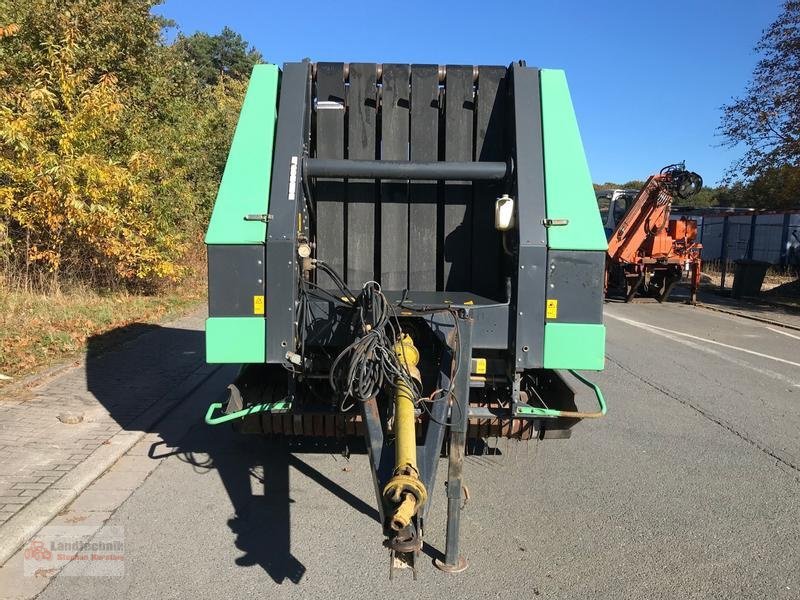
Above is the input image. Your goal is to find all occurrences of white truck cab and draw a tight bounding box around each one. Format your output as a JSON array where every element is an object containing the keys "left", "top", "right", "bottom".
[{"left": 596, "top": 189, "right": 640, "bottom": 238}]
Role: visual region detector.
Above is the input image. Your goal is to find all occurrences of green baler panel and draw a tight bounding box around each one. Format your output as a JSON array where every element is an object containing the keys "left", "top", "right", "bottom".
[
  {"left": 540, "top": 69, "right": 607, "bottom": 252},
  {"left": 204, "top": 64, "right": 279, "bottom": 245},
  {"left": 543, "top": 322, "right": 605, "bottom": 371},
  {"left": 206, "top": 317, "right": 265, "bottom": 363}
]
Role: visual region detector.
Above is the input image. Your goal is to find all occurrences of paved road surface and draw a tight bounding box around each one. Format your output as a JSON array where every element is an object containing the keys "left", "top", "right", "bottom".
[{"left": 8, "top": 302, "right": 800, "bottom": 599}]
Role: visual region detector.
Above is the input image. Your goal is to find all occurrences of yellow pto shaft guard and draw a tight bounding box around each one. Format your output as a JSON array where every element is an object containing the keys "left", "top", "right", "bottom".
[{"left": 382, "top": 334, "right": 428, "bottom": 532}]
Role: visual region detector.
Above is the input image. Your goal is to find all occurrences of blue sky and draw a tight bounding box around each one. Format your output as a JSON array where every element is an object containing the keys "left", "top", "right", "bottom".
[{"left": 154, "top": 0, "right": 781, "bottom": 186}]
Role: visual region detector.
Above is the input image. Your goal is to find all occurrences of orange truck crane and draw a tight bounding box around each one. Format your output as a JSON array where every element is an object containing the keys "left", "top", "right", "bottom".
[{"left": 605, "top": 163, "right": 703, "bottom": 303}]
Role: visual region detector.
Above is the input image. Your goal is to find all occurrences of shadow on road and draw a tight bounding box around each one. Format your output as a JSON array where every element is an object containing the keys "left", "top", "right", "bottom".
[
  {"left": 155, "top": 425, "right": 313, "bottom": 584},
  {"left": 85, "top": 323, "right": 427, "bottom": 584}
]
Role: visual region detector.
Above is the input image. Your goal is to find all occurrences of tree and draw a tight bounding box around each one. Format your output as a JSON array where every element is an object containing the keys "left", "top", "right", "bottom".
[
  {"left": 0, "top": 1, "right": 259, "bottom": 290},
  {"left": 714, "top": 182, "right": 750, "bottom": 207},
  {"left": 593, "top": 180, "right": 644, "bottom": 191},
  {"left": 679, "top": 186, "right": 718, "bottom": 208},
  {"left": 174, "top": 26, "right": 262, "bottom": 86},
  {"left": 744, "top": 165, "right": 800, "bottom": 208},
  {"left": 619, "top": 180, "right": 646, "bottom": 190},
  {"left": 720, "top": 1, "right": 800, "bottom": 179},
  {"left": 0, "top": 0, "right": 180, "bottom": 288},
  {"left": 592, "top": 175, "right": 734, "bottom": 208}
]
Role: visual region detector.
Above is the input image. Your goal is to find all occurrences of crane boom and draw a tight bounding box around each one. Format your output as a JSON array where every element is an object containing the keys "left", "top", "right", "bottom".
[{"left": 605, "top": 163, "right": 703, "bottom": 303}]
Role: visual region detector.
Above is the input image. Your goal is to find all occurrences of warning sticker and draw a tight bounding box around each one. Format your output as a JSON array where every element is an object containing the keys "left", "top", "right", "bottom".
[
  {"left": 545, "top": 299, "right": 558, "bottom": 319},
  {"left": 253, "top": 295, "right": 265, "bottom": 315}
]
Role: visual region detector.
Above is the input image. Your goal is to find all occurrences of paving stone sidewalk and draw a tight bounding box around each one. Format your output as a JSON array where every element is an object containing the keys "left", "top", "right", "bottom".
[{"left": 0, "top": 309, "right": 207, "bottom": 527}]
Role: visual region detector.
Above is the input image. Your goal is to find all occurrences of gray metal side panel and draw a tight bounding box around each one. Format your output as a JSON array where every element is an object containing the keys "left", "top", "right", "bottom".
[
  {"left": 380, "top": 64, "right": 410, "bottom": 290},
  {"left": 510, "top": 64, "right": 547, "bottom": 369},
  {"left": 545, "top": 250, "right": 605, "bottom": 324},
  {"left": 346, "top": 63, "right": 378, "bottom": 286},
  {"left": 207, "top": 245, "right": 265, "bottom": 317},
  {"left": 514, "top": 245, "right": 547, "bottom": 367},
  {"left": 266, "top": 62, "right": 311, "bottom": 363},
  {"left": 511, "top": 65, "right": 547, "bottom": 247}
]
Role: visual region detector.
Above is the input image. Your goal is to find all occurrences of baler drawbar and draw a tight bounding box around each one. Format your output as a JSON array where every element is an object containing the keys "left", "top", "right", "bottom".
[{"left": 203, "top": 60, "right": 608, "bottom": 576}]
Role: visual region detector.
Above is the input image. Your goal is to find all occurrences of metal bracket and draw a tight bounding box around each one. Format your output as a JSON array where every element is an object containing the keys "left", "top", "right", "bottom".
[
  {"left": 389, "top": 548, "right": 419, "bottom": 580},
  {"left": 315, "top": 99, "right": 345, "bottom": 111},
  {"left": 542, "top": 218, "right": 569, "bottom": 227},
  {"left": 204, "top": 399, "right": 291, "bottom": 425},
  {"left": 388, "top": 521, "right": 421, "bottom": 580},
  {"left": 244, "top": 213, "right": 273, "bottom": 223}
]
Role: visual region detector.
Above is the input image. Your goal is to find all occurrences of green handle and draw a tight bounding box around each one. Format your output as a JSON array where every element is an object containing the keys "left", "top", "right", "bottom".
[
  {"left": 204, "top": 400, "right": 292, "bottom": 425},
  {"left": 568, "top": 369, "right": 607, "bottom": 415},
  {"left": 515, "top": 370, "right": 606, "bottom": 418}
]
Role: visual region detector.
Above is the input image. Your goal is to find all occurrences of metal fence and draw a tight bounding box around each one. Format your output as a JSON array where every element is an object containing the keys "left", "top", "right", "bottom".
[{"left": 671, "top": 210, "right": 800, "bottom": 267}]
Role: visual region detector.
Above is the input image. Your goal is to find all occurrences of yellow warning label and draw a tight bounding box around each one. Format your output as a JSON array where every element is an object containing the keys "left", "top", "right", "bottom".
[
  {"left": 546, "top": 299, "right": 558, "bottom": 319},
  {"left": 473, "top": 358, "right": 487, "bottom": 375},
  {"left": 253, "top": 295, "right": 265, "bottom": 315}
]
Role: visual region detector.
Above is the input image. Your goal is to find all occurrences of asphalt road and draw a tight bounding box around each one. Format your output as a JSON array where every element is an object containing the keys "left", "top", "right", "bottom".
[{"left": 37, "top": 302, "right": 800, "bottom": 599}]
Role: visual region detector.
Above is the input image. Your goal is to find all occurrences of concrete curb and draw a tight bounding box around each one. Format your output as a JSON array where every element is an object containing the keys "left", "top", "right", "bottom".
[
  {"left": 0, "top": 362, "right": 219, "bottom": 566},
  {"left": 696, "top": 302, "right": 800, "bottom": 332}
]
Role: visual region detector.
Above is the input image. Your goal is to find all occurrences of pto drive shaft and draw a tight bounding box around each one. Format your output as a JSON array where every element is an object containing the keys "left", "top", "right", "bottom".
[{"left": 383, "top": 335, "right": 428, "bottom": 532}]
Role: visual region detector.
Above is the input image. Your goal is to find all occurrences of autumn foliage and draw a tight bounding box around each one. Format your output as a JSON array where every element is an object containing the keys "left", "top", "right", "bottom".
[{"left": 0, "top": 1, "right": 255, "bottom": 291}]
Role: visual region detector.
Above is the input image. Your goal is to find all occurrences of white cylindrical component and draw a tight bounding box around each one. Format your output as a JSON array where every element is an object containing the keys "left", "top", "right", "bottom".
[
  {"left": 297, "top": 243, "right": 312, "bottom": 258},
  {"left": 495, "top": 194, "right": 515, "bottom": 231}
]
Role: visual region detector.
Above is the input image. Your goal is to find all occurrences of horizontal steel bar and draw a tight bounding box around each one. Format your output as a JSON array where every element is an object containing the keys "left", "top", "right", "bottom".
[{"left": 304, "top": 158, "right": 508, "bottom": 181}]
